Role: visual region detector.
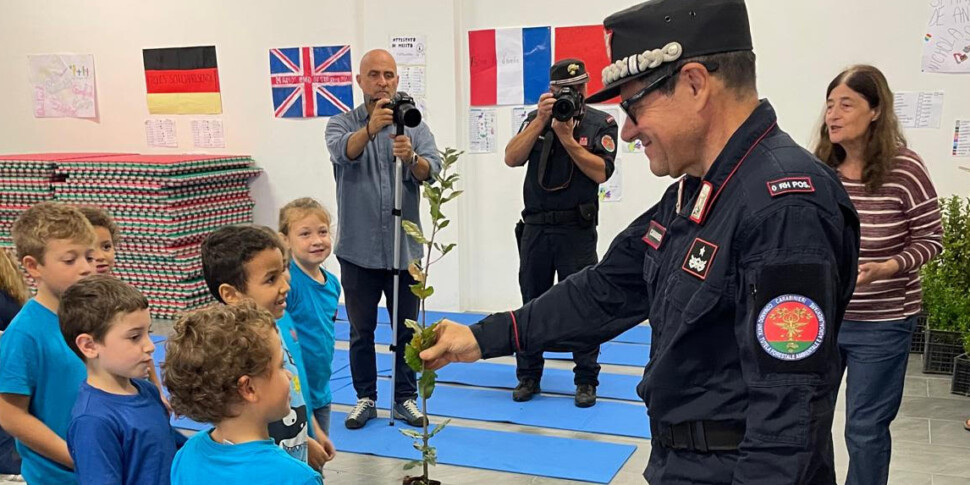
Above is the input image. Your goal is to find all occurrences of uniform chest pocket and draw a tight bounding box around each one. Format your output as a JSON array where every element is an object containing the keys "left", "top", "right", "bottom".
[
  {"left": 642, "top": 254, "right": 660, "bottom": 285},
  {"left": 665, "top": 274, "right": 723, "bottom": 325}
]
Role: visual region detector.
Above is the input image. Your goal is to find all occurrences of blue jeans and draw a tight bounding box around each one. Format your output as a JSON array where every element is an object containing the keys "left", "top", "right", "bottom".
[
  {"left": 0, "top": 427, "right": 20, "bottom": 474},
  {"left": 314, "top": 405, "right": 331, "bottom": 436},
  {"left": 838, "top": 316, "right": 916, "bottom": 485}
]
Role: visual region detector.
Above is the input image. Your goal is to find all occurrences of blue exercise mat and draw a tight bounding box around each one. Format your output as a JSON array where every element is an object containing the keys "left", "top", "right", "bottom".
[
  {"left": 334, "top": 321, "right": 650, "bottom": 367},
  {"left": 329, "top": 349, "right": 642, "bottom": 402},
  {"left": 168, "top": 412, "right": 636, "bottom": 484},
  {"left": 331, "top": 378, "right": 650, "bottom": 439},
  {"left": 336, "top": 306, "right": 652, "bottom": 345}
]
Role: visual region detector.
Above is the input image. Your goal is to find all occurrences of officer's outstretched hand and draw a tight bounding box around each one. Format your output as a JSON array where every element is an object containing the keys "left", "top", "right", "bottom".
[{"left": 420, "top": 319, "right": 482, "bottom": 370}]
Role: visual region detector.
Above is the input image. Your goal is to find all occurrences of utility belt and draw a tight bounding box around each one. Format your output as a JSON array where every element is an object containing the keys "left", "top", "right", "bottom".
[
  {"left": 651, "top": 420, "right": 745, "bottom": 453},
  {"left": 522, "top": 203, "right": 597, "bottom": 227}
]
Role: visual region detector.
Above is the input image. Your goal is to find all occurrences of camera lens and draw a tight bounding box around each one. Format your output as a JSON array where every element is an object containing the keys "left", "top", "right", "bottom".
[
  {"left": 390, "top": 92, "right": 422, "bottom": 128},
  {"left": 552, "top": 97, "right": 575, "bottom": 122}
]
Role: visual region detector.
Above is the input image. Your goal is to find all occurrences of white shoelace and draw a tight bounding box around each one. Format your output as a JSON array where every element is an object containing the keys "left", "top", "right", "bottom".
[
  {"left": 400, "top": 399, "right": 422, "bottom": 417},
  {"left": 348, "top": 399, "right": 373, "bottom": 420}
]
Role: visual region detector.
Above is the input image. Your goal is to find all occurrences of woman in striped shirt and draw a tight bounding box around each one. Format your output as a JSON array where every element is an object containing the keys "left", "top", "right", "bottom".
[{"left": 814, "top": 64, "right": 943, "bottom": 485}]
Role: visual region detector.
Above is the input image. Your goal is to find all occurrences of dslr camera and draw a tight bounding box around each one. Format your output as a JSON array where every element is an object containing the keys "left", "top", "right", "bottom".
[
  {"left": 552, "top": 87, "right": 584, "bottom": 122},
  {"left": 387, "top": 91, "right": 422, "bottom": 128}
]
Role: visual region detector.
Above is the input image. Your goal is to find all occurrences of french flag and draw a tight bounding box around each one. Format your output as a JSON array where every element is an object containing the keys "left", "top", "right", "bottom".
[{"left": 469, "top": 27, "right": 551, "bottom": 106}]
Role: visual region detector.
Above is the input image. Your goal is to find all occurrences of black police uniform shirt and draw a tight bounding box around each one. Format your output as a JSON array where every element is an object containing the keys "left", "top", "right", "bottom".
[
  {"left": 471, "top": 101, "right": 860, "bottom": 483},
  {"left": 518, "top": 107, "right": 618, "bottom": 215}
]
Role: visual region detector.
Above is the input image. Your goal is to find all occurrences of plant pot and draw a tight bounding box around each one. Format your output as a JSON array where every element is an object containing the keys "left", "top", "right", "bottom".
[
  {"left": 922, "top": 329, "right": 964, "bottom": 375},
  {"left": 910, "top": 313, "right": 927, "bottom": 354},
  {"left": 951, "top": 354, "right": 970, "bottom": 396},
  {"left": 403, "top": 477, "right": 441, "bottom": 485}
]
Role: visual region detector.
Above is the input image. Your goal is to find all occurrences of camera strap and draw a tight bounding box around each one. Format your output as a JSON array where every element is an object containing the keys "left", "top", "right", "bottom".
[{"left": 537, "top": 128, "right": 573, "bottom": 192}]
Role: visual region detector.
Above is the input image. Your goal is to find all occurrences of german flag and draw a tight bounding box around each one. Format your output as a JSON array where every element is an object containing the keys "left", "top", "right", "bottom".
[{"left": 143, "top": 46, "right": 222, "bottom": 114}]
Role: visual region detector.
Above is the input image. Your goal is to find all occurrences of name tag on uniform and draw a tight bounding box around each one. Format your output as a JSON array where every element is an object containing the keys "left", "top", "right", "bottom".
[
  {"left": 642, "top": 221, "right": 666, "bottom": 250},
  {"left": 682, "top": 237, "right": 719, "bottom": 280},
  {"left": 766, "top": 177, "right": 815, "bottom": 197}
]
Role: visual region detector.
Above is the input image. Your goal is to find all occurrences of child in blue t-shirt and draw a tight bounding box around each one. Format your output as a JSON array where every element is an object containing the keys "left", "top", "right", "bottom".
[
  {"left": 278, "top": 198, "right": 341, "bottom": 435},
  {"left": 60, "top": 275, "right": 186, "bottom": 485},
  {"left": 164, "top": 303, "right": 322, "bottom": 485},
  {"left": 200, "top": 225, "right": 335, "bottom": 468},
  {"left": 0, "top": 202, "right": 97, "bottom": 485}
]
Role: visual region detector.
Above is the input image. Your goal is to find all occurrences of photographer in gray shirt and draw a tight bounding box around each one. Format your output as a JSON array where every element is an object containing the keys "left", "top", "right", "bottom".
[{"left": 325, "top": 48, "right": 441, "bottom": 430}]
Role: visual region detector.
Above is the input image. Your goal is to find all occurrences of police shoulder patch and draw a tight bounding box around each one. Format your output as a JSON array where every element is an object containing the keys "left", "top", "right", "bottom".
[
  {"left": 601, "top": 135, "right": 616, "bottom": 153},
  {"left": 756, "top": 294, "right": 826, "bottom": 361}
]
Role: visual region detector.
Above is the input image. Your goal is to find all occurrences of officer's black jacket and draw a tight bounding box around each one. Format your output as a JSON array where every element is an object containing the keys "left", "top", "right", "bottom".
[
  {"left": 519, "top": 107, "right": 618, "bottom": 215},
  {"left": 472, "top": 101, "right": 860, "bottom": 484}
]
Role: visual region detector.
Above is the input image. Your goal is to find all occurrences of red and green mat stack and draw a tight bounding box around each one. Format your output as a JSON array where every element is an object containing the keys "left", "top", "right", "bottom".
[{"left": 0, "top": 153, "right": 262, "bottom": 319}]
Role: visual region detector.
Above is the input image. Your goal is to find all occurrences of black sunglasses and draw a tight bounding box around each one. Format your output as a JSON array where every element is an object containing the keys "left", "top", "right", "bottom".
[{"left": 619, "top": 61, "right": 719, "bottom": 125}]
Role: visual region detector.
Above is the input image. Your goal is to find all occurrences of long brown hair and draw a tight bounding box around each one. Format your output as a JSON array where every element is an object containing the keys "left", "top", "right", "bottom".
[
  {"left": 0, "top": 249, "right": 29, "bottom": 305},
  {"left": 813, "top": 65, "right": 906, "bottom": 193}
]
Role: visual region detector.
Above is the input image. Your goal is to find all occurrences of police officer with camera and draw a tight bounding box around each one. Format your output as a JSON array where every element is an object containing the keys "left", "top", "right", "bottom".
[
  {"left": 504, "top": 59, "right": 618, "bottom": 408},
  {"left": 325, "top": 48, "right": 441, "bottom": 430}
]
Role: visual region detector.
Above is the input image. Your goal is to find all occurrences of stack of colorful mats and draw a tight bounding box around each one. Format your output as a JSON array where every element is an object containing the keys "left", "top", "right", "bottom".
[{"left": 0, "top": 152, "right": 262, "bottom": 319}]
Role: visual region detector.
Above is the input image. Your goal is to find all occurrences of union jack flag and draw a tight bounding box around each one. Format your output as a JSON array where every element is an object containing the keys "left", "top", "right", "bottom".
[{"left": 270, "top": 45, "right": 354, "bottom": 118}]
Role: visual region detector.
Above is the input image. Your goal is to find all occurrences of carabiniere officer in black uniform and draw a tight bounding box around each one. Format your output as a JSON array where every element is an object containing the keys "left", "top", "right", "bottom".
[
  {"left": 504, "top": 58, "right": 618, "bottom": 408},
  {"left": 421, "top": 0, "right": 861, "bottom": 483}
]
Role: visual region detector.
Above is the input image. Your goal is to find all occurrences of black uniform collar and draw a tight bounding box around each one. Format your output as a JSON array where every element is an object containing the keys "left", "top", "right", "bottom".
[{"left": 685, "top": 100, "right": 778, "bottom": 225}]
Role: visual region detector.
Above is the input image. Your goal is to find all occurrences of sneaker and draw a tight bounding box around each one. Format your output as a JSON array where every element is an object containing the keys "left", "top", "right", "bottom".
[
  {"left": 512, "top": 378, "right": 540, "bottom": 402},
  {"left": 393, "top": 398, "right": 429, "bottom": 427},
  {"left": 344, "top": 398, "right": 376, "bottom": 429},
  {"left": 575, "top": 384, "right": 597, "bottom": 408}
]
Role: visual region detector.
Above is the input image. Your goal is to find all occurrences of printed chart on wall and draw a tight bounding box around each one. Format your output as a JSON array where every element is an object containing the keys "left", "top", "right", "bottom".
[
  {"left": 954, "top": 120, "right": 970, "bottom": 157},
  {"left": 469, "top": 108, "right": 497, "bottom": 153},
  {"left": 922, "top": 0, "right": 970, "bottom": 73},
  {"left": 270, "top": 45, "right": 354, "bottom": 118},
  {"left": 28, "top": 54, "right": 97, "bottom": 118},
  {"left": 390, "top": 35, "right": 428, "bottom": 119},
  {"left": 143, "top": 46, "right": 222, "bottom": 114},
  {"left": 894, "top": 91, "right": 944, "bottom": 129},
  {"left": 469, "top": 27, "right": 551, "bottom": 106},
  {"left": 511, "top": 105, "right": 535, "bottom": 134}
]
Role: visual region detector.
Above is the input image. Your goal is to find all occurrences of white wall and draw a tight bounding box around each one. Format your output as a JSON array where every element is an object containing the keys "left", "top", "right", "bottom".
[
  {"left": 1, "top": 0, "right": 968, "bottom": 313},
  {"left": 455, "top": 0, "right": 970, "bottom": 312}
]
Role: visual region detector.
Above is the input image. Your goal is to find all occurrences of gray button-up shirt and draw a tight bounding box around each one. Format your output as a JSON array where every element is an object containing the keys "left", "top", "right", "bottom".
[{"left": 325, "top": 103, "right": 442, "bottom": 270}]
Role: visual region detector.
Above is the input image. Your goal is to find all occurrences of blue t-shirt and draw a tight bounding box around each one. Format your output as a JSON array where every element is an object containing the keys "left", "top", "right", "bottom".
[
  {"left": 170, "top": 430, "right": 321, "bottom": 485},
  {"left": 272, "top": 319, "right": 310, "bottom": 462},
  {"left": 276, "top": 312, "right": 314, "bottom": 435},
  {"left": 286, "top": 262, "right": 341, "bottom": 410},
  {"left": 68, "top": 379, "right": 187, "bottom": 485},
  {"left": 0, "top": 299, "right": 86, "bottom": 485}
]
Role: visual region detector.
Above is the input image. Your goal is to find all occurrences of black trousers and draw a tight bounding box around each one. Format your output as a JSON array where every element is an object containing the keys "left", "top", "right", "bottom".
[
  {"left": 338, "top": 257, "right": 418, "bottom": 403},
  {"left": 515, "top": 223, "right": 601, "bottom": 386}
]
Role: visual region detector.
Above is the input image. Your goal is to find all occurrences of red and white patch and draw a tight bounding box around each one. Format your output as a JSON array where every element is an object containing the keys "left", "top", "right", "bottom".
[
  {"left": 766, "top": 177, "right": 815, "bottom": 197},
  {"left": 681, "top": 237, "right": 718, "bottom": 280},
  {"left": 604, "top": 29, "right": 614, "bottom": 61},
  {"left": 579, "top": 136, "right": 588, "bottom": 146},
  {"left": 689, "top": 181, "right": 714, "bottom": 224},
  {"left": 642, "top": 220, "right": 666, "bottom": 250},
  {"left": 601, "top": 135, "right": 616, "bottom": 153}
]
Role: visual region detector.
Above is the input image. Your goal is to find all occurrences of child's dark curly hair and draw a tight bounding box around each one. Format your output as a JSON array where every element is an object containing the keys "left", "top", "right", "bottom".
[{"left": 162, "top": 302, "right": 277, "bottom": 424}]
